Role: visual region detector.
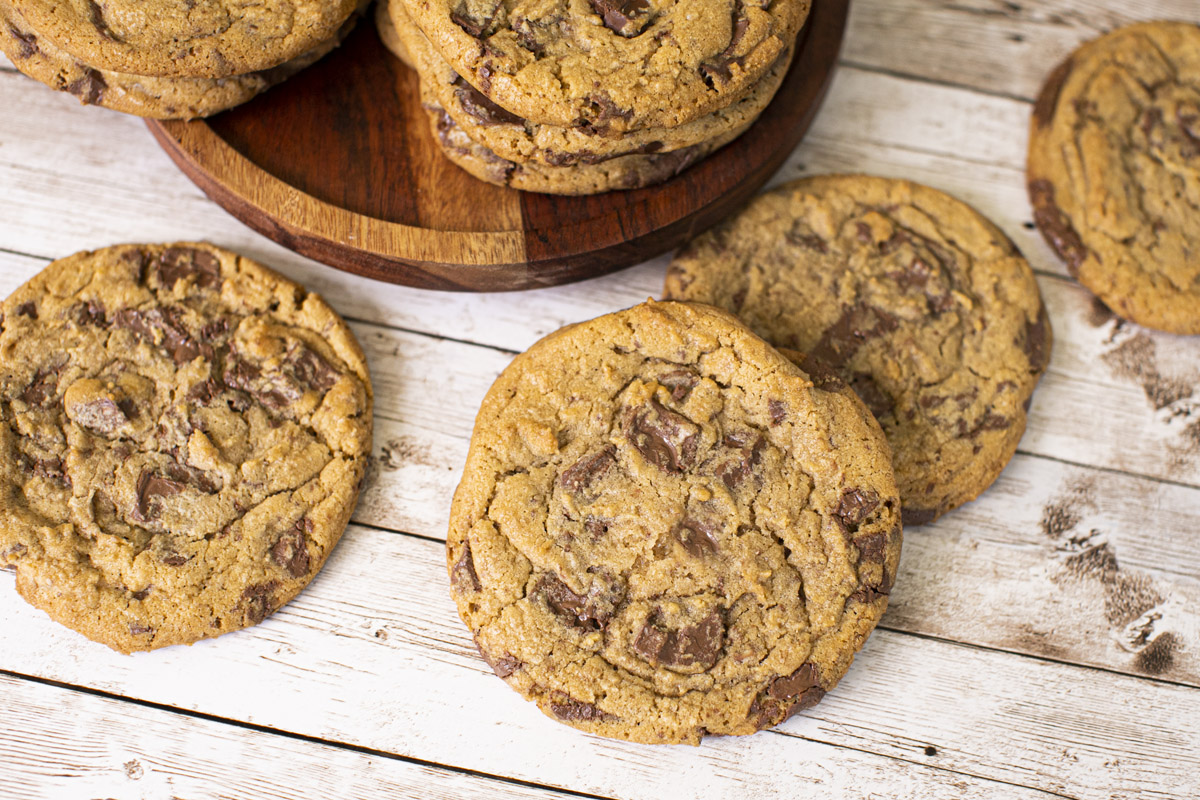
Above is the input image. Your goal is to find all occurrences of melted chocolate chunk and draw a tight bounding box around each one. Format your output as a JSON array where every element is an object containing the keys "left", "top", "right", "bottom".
[
  {"left": 453, "top": 77, "right": 522, "bottom": 125},
  {"left": 20, "top": 366, "right": 61, "bottom": 406},
  {"left": 836, "top": 488, "right": 880, "bottom": 531},
  {"left": 853, "top": 531, "right": 887, "bottom": 563},
  {"left": 658, "top": 369, "right": 698, "bottom": 401},
  {"left": 559, "top": 446, "right": 615, "bottom": 494},
  {"left": 450, "top": 0, "right": 501, "bottom": 36},
  {"left": 809, "top": 303, "right": 899, "bottom": 368},
  {"left": 113, "top": 307, "right": 212, "bottom": 365},
  {"left": 24, "top": 454, "right": 69, "bottom": 486},
  {"left": 71, "top": 300, "right": 107, "bottom": 327},
  {"left": 750, "top": 663, "right": 826, "bottom": 729},
  {"left": 71, "top": 396, "right": 128, "bottom": 433},
  {"left": 624, "top": 399, "right": 699, "bottom": 473},
  {"left": 9, "top": 24, "right": 38, "bottom": 58},
  {"left": 1028, "top": 179, "right": 1089, "bottom": 276},
  {"left": 967, "top": 413, "right": 1010, "bottom": 438},
  {"left": 130, "top": 586, "right": 151, "bottom": 601},
  {"left": 538, "top": 573, "right": 623, "bottom": 631},
  {"left": 1033, "top": 57, "right": 1073, "bottom": 128},
  {"left": 767, "top": 662, "right": 820, "bottom": 700},
  {"left": 290, "top": 347, "right": 339, "bottom": 392},
  {"left": 155, "top": 247, "right": 222, "bottom": 289},
  {"left": 241, "top": 581, "right": 280, "bottom": 624},
  {"left": 131, "top": 462, "right": 218, "bottom": 523},
  {"left": 549, "top": 692, "right": 609, "bottom": 722},
  {"left": 271, "top": 519, "right": 312, "bottom": 578},
  {"left": 66, "top": 68, "right": 106, "bottom": 105},
  {"left": 714, "top": 432, "right": 763, "bottom": 490},
  {"left": 589, "top": 0, "right": 652, "bottom": 36},
  {"left": 633, "top": 610, "right": 724, "bottom": 671},
  {"left": 480, "top": 647, "right": 522, "bottom": 678},
  {"left": 1024, "top": 304, "right": 1051, "bottom": 372},
  {"left": 452, "top": 543, "right": 481, "bottom": 592},
  {"left": 86, "top": 0, "right": 121, "bottom": 41},
  {"left": 223, "top": 345, "right": 339, "bottom": 410},
  {"left": 14, "top": 301, "right": 36, "bottom": 319},
  {"left": 672, "top": 517, "right": 719, "bottom": 558},
  {"left": 700, "top": 3, "right": 749, "bottom": 85},
  {"left": 848, "top": 373, "right": 891, "bottom": 420}
]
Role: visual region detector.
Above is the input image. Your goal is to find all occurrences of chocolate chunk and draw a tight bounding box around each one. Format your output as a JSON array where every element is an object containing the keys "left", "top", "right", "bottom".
[
  {"left": 549, "top": 692, "right": 609, "bottom": 722},
  {"left": 1, "top": 542, "right": 28, "bottom": 562},
  {"left": 1023, "top": 304, "right": 1051, "bottom": 372},
  {"left": 271, "top": 519, "right": 312, "bottom": 578},
  {"left": 589, "top": 0, "right": 652, "bottom": 36},
  {"left": 66, "top": 68, "right": 106, "bottom": 105},
  {"left": 130, "top": 586, "right": 151, "bottom": 601},
  {"left": 768, "top": 399, "right": 787, "bottom": 425},
  {"left": 584, "top": 516, "right": 609, "bottom": 540},
  {"left": 86, "top": 0, "right": 122, "bottom": 41},
  {"left": 155, "top": 247, "right": 222, "bottom": 289},
  {"left": 20, "top": 366, "right": 60, "bottom": 406},
  {"left": 71, "top": 300, "right": 107, "bottom": 326},
  {"left": 290, "top": 347, "right": 339, "bottom": 392},
  {"left": 451, "top": 543, "right": 481, "bottom": 592},
  {"left": 624, "top": 399, "right": 699, "bottom": 473},
  {"left": 714, "top": 432, "right": 763, "bottom": 490},
  {"left": 580, "top": 94, "right": 633, "bottom": 131},
  {"left": 14, "top": 301, "right": 36, "bottom": 319},
  {"left": 129, "top": 623, "right": 154, "bottom": 636},
  {"left": 131, "top": 462, "right": 218, "bottom": 522},
  {"left": 853, "top": 530, "right": 887, "bottom": 563},
  {"left": 888, "top": 257, "right": 933, "bottom": 292},
  {"left": 538, "top": 573, "right": 622, "bottom": 631},
  {"left": 480, "top": 647, "right": 522, "bottom": 678},
  {"left": 750, "top": 663, "right": 826, "bottom": 729},
  {"left": 453, "top": 77, "right": 522, "bottom": 126},
  {"left": 809, "top": 303, "right": 899, "bottom": 368},
  {"left": 787, "top": 229, "right": 828, "bottom": 253},
  {"left": 1033, "top": 57, "right": 1073, "bottom": 128},
  {"left": 560, "top": 445, "right": 615, "bottom": 494},
  {"left": 902, "top": 506, "right": 938, "bottom": 526},
  {"left": 1028, "top": 179, "right": 1089, "bottom": 276},
  {"left": 187, "top": 378, "right": 223, "bottom": 405},
  {"left": 160, "top": 552, "right": 189, "bottom": 567},
  {"left": 113, "top": 307, "right": 211, "bottom": 365},
  {"left": 71, "top": 396, "right": 128, "bottom": 433},
  {"left": 836, "top": 488, "right": 880, "bottom": 531},
  {"left": 673, "top": 517, "right": 719, "bottom": 558},
  {"left": 658, "top": 369, "right": 698, "bottom": 401},
  {"left": 240, "top": 581, "right": 280, "bottom": 624},
  {"left": 450, "top": 0, "right": 500, "bottom": 36},
  {"left": 8, "top": 24, "right": 38, "bottom": 58},
  {"left": 767, "top": 662, "right": 820, "bottom": 700},
  {"left": 967, "top": 413, "right": 1010, "bottom": 438},
  {"left": 634, "top": 610, "right": 724, "bottom": 670},
  {"left": 700, "top": 3, "right": 749, "bottom": 86},
  {"left": 22, "top": 454, "right": 70, "bottom": 486}
]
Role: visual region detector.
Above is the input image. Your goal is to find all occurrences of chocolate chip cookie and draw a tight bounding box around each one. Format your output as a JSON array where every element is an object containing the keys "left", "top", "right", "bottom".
[
  {"left": 401, "top": 0, "right": 810, "bottom": 132},
  {"left": 664, "top": 175, "right": 1051, "bottom": 525},
  {"left": 423, "top": 89, "right": 743, "bottom": 194},
  {"left": 384, "top": 0, "right": 792, "bottom": 166},
  {"left": 448, "top": 300, "right": 900, "bottom": 744},
  {"left": 1028, "top": 21, "right": 1200, "bottom": 335},
  {"left": 0, "top": 243, "right": 373, "bottom": 653},
  {"left": 11, "top": 0, "right": 360, "bottom": 78},
  {"left": 0, "top": 0, "right": 350, "bottom": 119}
]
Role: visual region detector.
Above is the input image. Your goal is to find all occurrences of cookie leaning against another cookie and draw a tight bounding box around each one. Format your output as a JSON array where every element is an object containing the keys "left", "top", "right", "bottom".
[
  {"left": 1027, "top": 20, "right": 1200, "bottom": 335},
  {"left": 664, "top": 175, "right": 1051, "bottom": 525},
  {"left": 448, "top": 300, "right": 900, "bottom": 744},
  {"left": 0, "top": 243, "right": 373, "bottom": 653}
]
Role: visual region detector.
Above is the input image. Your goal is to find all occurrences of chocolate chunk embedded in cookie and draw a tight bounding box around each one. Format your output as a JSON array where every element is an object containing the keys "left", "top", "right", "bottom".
[
  {"left": 448, "top": 300, "right": 900, "bottom": 744},
  {"left": 665, "top": 175, "right": 1051, "bottom": 524},
  {"left": 1027, "top": 21, "right": 1200, "bottom": 335},
  {"left": 0, "top": 243, "right": 373, "bottom": 653}
]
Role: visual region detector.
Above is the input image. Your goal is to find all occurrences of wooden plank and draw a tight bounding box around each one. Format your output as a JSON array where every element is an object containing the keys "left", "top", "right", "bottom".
[
  {"left": 843, "top": 0, "right": 1193, "bottom": 100},
  {"left": 1, "top": 524, "right": 1195, "bottom": 800},
  {"left": 0, "top": 674, "right": 588, "bottom": 800}
]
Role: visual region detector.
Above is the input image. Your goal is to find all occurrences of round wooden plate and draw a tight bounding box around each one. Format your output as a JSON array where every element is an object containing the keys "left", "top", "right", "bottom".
[{"left": 147, "top": 0, "right": 848, "bottom": 292}]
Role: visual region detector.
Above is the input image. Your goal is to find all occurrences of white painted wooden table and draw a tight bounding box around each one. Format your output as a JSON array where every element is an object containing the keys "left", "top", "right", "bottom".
[{"left": 3, "top": 3, "right": 1198, "bottom": 798}]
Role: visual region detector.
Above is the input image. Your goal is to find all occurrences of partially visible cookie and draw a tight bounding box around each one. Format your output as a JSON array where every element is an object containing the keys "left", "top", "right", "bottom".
[
  {"left": 401, "top": 0, "right": 810, "bottom": 132},
  {"left": 423, "top": 92, "right": 742, "bottom": 194},
  {"left": 385, "top": 0, "right": 792, "bottom": 166},
  {"left": 665, "top": 175, "right": 1051, "bottom": 524},
  {"left": 0, "top": 0, "right": 352, "bottom": 119},
  {"left": 1027, "top": 20, "right": 1200, "bottom": 335},
  {"left": 0, "top": 243, "right": 373, "bottom": 653},
  {"left": 11, "top": 0, "right": 360, "bottom": 78},
  {"left": 448, "top": 300, "right": 900, "bottom": 744}
]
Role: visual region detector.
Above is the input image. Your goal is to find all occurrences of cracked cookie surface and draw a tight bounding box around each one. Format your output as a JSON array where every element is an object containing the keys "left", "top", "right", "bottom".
[
  {"left": 448, "top": 300, "right": 899, "bottom": 744},
  {"left": 664, "top": 175, "right": 1051, "bottom": 524},
  {"left": 0, "top": 0, "right": 354, "bottom": 119},
  {"left": 1027, "top": 20, "right": 1200, "bottom": 335},
  {"left": 11, "top": 0, "right": 360, "bottom": 78},
  {"left": 0, "top": 243, "right": 373, "bottom": 653},
  {"left": 400, "top": 0, "right": 809, "bottom": 132},
  {"left": 382, "top": 0, "right": 791, "bottom": 166}
]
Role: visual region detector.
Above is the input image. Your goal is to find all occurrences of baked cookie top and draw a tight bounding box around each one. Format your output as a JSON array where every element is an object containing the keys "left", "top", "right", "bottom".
[
  {"left": 384, "top": 0, "right": 792, "bottom": 165},
  {"left": 0, "top": 0, "right": 349, "bottom": 119},
  {"left": 11, "top": 0, "right": 360, "bottom": 78},
  {"left": 448, "top": 300, "right": 899, "bottom": 744},
  {"left": 664, "top": 175, "right": 1051, "bottom": 525},
  {"left": 401, "top": 0, "right": 810, "bottom": 132},
  {"left": 1027, "top": 20, "right": 1200, "bottom": 335},
  {"left": 0, "top": 243, "right": 373, "bottom": 653},
  {"left": 1027, "top": 21, "right": 1200, "bottom": 335}
]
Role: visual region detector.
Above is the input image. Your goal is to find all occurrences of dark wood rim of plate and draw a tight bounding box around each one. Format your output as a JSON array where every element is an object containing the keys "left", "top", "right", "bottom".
[{"left": 146, "top": 0, "right": 848, "bottom": 292}]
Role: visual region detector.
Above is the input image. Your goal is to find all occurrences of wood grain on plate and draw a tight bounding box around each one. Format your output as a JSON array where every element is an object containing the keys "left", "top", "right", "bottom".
[{"left": 144, "top": 0, "right": 847, "bottom": 291}]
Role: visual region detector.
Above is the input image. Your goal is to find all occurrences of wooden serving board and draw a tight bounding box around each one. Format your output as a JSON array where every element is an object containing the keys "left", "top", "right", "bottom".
[{"left": 146, "top": 0, "right": 848, "bottom": 292}]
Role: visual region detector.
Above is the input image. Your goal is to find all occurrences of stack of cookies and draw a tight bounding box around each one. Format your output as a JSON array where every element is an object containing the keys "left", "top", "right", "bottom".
[
  {"left": 378, "top": 0, "right": 811, "bottom": 194},
  {"left": 0, "top": 0, "right": 364, "bottom": 119}
]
